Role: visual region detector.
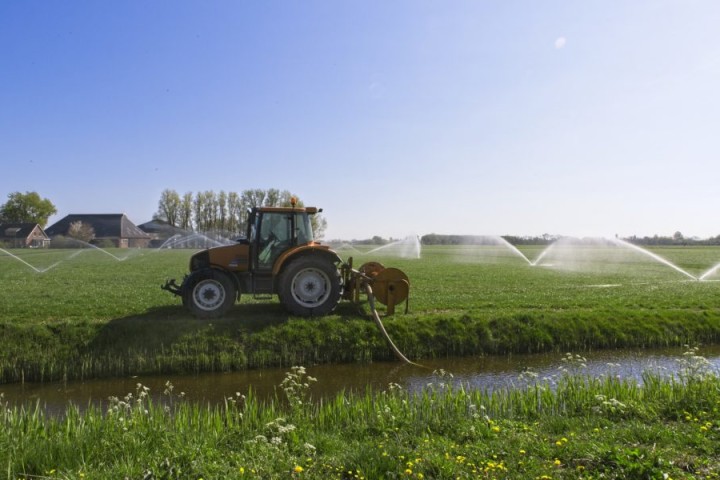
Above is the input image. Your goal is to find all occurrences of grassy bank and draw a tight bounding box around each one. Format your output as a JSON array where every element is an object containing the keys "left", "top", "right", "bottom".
[
  {"left": 3, "top": 356, "right": 720, "bottom": 479},
  {"left": 1, "top": 245, "right": 720, "bottom": 383}
]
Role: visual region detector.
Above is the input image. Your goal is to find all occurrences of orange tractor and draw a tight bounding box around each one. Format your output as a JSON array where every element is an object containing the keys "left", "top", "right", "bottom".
[{"left": 162, "top": 200, "right": 409, "bottom": 318}]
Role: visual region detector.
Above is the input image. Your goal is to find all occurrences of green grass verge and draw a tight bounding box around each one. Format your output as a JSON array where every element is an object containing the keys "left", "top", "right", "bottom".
[
  {"left": 3, "top": 359, "right": 720, "bottom": 479},
  {"left": 2, "top": 245, "right": 720, "bottom": 382}
]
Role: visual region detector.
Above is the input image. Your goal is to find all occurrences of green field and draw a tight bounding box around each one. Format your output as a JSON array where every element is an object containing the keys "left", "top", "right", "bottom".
[
  {"left": 1, "top": 244, "right": 720, "bottom": 382},
  {"left": 4, "top": 245, "right": 720, "bottom": 478}
]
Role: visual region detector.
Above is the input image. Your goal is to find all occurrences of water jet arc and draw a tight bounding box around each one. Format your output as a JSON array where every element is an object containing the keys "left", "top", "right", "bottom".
[
  {"left": 610, "top": 238, "right": 698, "bottom": 281},
  {"left": 699, "top": 262, "right": 720, "bottom": 281},
  {"left": 530, "top": 242, "right": 556, "bottom": 266},
  {"left": 0, "top": 248, "right": 58, "bottom": 273},
  {"left": 493, "top": 236, "right": 532, "bottom": 265}
]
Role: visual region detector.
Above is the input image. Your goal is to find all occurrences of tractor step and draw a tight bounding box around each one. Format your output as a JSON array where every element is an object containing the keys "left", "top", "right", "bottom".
[{"left": 252, "top": 274, "right": 274, "bottom": 299}]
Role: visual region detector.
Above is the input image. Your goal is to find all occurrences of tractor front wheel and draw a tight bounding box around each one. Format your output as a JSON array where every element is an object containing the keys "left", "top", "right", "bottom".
[
  {"left": 279, "top": 257, "right": 341, "bottom": 316},
  {"left": 184, "top": 270, "right": 237, "bottom": 318}
]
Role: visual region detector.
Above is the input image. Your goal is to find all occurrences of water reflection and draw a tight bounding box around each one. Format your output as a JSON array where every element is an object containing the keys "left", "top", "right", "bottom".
[{"left": 2, "top": 345, "right": 720, "bottom": 416}]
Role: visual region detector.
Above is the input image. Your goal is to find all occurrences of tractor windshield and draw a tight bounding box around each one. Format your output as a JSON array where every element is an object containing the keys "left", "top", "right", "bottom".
[{"left": 256, "top": 211, "right": 314, "bottom": 267}]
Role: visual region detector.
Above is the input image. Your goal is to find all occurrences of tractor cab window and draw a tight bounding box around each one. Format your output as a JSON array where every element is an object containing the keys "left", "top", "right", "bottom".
[
  {"left": 295, "top": 213, "right": 314, "bottom": 244},
  {"left": 249, "top": 213, "right": 258, "bottom": 243},
  {"left": 258, "top": 212, "right": 291, "bottom": 267}
]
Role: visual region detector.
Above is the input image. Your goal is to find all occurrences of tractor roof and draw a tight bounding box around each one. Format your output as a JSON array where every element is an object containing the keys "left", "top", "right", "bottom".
[{"left": 255, "top": 206, "right": 320, "bottom": 214}]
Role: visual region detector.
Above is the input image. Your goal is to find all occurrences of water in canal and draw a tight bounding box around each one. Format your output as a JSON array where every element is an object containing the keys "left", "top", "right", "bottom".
[{"left": 2, "top": 345, "right": 719, "bottom": 415}]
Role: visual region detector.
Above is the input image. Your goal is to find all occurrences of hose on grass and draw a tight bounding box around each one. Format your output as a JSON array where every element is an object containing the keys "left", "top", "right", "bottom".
[{"left": 364, "top": 283, "right": 424, "bottom": 368}]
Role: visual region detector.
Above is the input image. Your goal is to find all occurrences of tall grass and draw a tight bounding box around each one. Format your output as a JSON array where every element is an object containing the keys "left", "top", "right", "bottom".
[{"left": 2, "top": 355, "right": 720, "bottom": 478}]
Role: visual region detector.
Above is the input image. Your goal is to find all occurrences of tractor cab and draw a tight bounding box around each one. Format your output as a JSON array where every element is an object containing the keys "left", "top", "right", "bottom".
[{"left": 248, "top": 206, "right": 318, "bottom": 271}]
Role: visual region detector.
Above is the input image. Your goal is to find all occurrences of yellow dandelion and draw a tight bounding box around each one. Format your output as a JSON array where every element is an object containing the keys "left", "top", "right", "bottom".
[
  {"left": 404, "top": 468, "right": 413, "bottom": 475},
  {"left": 293, "top": 465, "right": 304, "bottom": 473},
  {"left": 554, "top": 458, "right": 562, "bottom": 466}
]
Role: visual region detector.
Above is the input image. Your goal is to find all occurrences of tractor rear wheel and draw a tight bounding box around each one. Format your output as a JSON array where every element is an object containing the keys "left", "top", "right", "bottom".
[
  {"left": 184, "top": 270, "right": 237, "bottom": 318},
  {"left": 279, "top": 256, "right": 341, "bottom": 316}
]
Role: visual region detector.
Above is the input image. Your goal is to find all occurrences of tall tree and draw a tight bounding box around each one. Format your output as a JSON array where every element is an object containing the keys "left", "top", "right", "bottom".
[
  {"left": 226, "top": 191, "right": 242, "bottom": 233},
  {"left": 154, "top": 189, "right": 181, "bottom": 226},
  {"left": 179, "top": 192, "right": 193, "bottom": 230},
  {"left": 157, "top": 188, "right": 327, "bottom": 237},
  {"left": 194, "top": 190, "right": 217, "bottom": 232},
  {"left": 264, "top": 188, "right": 280, "bottom": 207},
  {"left": 217, "top": 190, "right": 228, "bottom": 232},
  {"left": 67, "top": 221, "right": 95, "bottom": 243},
  {"left": 0, "top": 191, "right": 57, "bottom": 227},
  {"left": 241, "top": 189, "right": 266, "bottom": 209}
]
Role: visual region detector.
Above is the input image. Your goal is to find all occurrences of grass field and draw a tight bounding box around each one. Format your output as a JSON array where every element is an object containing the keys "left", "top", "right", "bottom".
[
  {"left": 4, "top": 245, "right": 720, "bottom": 478},
  {"left": 1, "top": 243, "right": 720, "bottom": 382}
]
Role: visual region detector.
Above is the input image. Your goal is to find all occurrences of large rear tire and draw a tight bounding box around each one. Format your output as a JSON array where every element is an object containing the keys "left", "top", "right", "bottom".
[
  {"left": 279, "top": 256, "right": 342, "bottom": 316},
  {"left": 183, "top": 270, "right": 237, "bottom": 318}
]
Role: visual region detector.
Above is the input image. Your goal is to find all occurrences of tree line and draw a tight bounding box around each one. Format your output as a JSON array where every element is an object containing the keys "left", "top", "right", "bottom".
[
  {"left": 3, "top": 190, "right": 719, "bottom": 245},
  {"left": 421, "top": 234, "right": 556, "bottom": 245},
  {"left": 422, "top": 232, "right": 720, "bottom": 246},
  {"left": 154, "top": 188, "right": 327, "bottom": 237},
  {"left": 623, "top": 233, "right": 720, "bottom": 246}
]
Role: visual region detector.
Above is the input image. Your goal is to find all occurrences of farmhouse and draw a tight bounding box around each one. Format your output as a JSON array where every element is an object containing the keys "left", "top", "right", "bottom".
[
  {"left": 45, "top": 214, "right": 152, "bottom": 248},
  {"left": 137, "top": 219, "right": 192, "bottom": 248},
  {"left": 0, "top": 223, "right": 50, "bottom": 248}
]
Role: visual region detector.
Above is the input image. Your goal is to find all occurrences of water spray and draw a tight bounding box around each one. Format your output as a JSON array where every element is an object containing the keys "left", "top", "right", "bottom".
[
  {"left": 610, "top": 238, "right": 698, "bottom": 281},
  {"left": 0, "top": 248, "right": 59, "bottom": 273},
  {"left": 493, "top": 236, "right": 532, "bottom": 265},
  {"left": 364, "top": 235, "right": 422, "bottom": 259},
  {"left": 530, "top": 241, "right": 557, "bottom": 266},
  {"left": 699, "top": 262, "right": 720, "bottom": 281}
]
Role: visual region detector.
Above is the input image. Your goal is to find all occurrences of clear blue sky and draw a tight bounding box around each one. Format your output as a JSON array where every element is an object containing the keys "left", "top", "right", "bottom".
[{"left": 2, "top": 1, "right": 719, "bottom": 240}]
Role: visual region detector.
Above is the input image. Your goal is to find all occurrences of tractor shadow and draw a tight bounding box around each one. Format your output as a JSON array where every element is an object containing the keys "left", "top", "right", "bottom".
[
  {"left": 89, "top": 301, "right": 370, "bottom": 357},
  {"left": 88, "top": 303, "right": 290, "bottom": 356}
]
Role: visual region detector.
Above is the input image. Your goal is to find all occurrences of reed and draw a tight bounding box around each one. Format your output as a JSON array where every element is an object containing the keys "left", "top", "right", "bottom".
[{"left": 2, "top": 356, "right": 720, "bottom": 478}]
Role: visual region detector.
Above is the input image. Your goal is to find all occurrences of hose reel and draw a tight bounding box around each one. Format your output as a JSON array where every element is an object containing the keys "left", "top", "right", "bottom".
[{"left": 359, "top": 262, "right": 410, "bottom": 315}]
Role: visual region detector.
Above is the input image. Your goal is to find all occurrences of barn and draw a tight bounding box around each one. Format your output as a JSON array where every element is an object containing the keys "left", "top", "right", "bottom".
[{"left": 45, "top": 214, "right": 151, "bottom": 248}]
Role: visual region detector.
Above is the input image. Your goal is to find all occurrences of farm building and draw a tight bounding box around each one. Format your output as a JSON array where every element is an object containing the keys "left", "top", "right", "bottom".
[
  {"left": 45, "top": 214, "right": 152, "bottom": 248},
  {"left": 137, "top": 219, "right": 192, "bottom": 248},
  {"left": 0, "top": 223, "right": 51, "bottom": 248}
]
